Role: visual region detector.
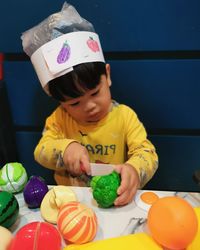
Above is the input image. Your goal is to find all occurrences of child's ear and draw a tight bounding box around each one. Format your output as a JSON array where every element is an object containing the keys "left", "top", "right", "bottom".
[{"left": 105, "top": 64, "right": 112, "bottom": 86}]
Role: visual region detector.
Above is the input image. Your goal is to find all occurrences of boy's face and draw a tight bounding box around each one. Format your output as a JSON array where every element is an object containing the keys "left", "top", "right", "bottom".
[{"left": 61, "top": 64, "right": 112, "bottom": 125}]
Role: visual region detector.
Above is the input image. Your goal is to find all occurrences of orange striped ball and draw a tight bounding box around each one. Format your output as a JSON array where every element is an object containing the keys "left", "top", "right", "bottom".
[{"left": 57, "top": 201, "right": 98, "bottom": 244}]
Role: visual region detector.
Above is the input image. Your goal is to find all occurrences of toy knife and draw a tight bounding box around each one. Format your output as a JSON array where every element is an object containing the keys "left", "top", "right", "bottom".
[
  {"left": 90, "top": 163, "right": 114, "bottom": 176},
  {"left": 80, "top": 163, "right": 114, "bottom": 176}
]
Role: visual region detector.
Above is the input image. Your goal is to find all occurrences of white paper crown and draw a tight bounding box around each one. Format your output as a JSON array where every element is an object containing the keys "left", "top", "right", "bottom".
[{"left": 31, "top": 31, "right": 105, "bottom": 90}]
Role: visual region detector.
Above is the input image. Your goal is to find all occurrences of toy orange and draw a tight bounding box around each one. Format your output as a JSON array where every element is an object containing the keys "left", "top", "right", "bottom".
[
  {"left": 57, "top": 201, "right": 97, "bottom": 244},
  {"left": 147, "top": 196, "right": 198, "bottom": 250}
]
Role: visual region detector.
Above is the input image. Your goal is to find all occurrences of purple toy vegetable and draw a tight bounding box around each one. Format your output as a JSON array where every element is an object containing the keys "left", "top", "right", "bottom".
[
  {"left": 23, "top": 176, "right": 48, "bottom": 208},
  {"left": 57, "top": 40, "right": 71, "bottom": 64}
]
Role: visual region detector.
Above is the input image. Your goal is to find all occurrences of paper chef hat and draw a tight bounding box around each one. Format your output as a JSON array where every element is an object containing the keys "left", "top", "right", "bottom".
[
  {"left": 21, "top": 2, "right": 105, "bottom": 93},
  {"left": 31, "top": 31, "right": 105, "bottom": 89}
]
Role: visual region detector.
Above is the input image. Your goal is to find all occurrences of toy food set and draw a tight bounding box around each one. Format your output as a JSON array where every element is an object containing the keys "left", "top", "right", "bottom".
[
  {"left": 57, "top": 201, "right": 98, "bottom": 244},
  {"left": 0, "top": 226, "right": 13, "bottom": 250},
  {"left": 40, "top": 185, "right": 77, "bottom": 224},
  {"left": 8, "top": 221, "right": 62, "bottom": 250},
  {"left": 90, "top": 171, "right": 121, "bottom": 208},
  {"left": 147, "top": 196, "right": 198, "bottom": 250},
  {"left": 0, "top": 191, "right": 19, "bottom": 228},
  {"left": 1, "top": 181, "right": 199, "bottom": 250},
  {"left": 23, "top": 175, "right": 49, "bottom": 208},
  {"left": 0, "top": 162, "right": 28, "bottom": 193}
]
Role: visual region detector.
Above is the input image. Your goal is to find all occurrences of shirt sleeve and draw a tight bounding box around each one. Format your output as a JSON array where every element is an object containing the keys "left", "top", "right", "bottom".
[
  {"left": 34, "top": 107, "right": 76, "bottom": 171},
  {"left": 124, "top": 107, "right": 158, "bottom": 188}
]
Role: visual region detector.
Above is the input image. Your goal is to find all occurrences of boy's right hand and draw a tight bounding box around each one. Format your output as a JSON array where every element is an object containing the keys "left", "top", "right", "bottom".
[{"left": 63, "top": 142, "right": 90, "bottom": 176}]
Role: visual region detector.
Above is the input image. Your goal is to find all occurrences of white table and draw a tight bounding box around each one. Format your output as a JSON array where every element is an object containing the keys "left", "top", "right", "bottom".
[{"left": 10, "top": 187, "right": 200, "bottom": 247}]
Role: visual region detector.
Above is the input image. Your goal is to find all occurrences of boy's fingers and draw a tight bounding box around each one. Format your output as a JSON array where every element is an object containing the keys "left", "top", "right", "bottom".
[
  {"left": 117, "top": 181, "right": 127, "bottom": 195},
  {"left": 113, "top": 165, "right": 122, "bottom": 174},
  {"left": 80, "top": 162, "right": 85, "bottom": 172},
  {"left": 115, "top": 186, "right": 136, "bottom": 206},
  {"left": 73, "top": 159, "right": 82, "bottom": 175},
  {"left": 117, "top": 168, "right": 129, "bottom": 195},
  {"left": 80, "top": 156, "right": 90, "bottom": 174},
  {"left": 114, "top": 190, "right": 129, "bottom": 206}
]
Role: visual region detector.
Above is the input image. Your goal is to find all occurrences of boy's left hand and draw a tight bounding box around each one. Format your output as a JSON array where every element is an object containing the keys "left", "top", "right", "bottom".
[{"left": 114, "top": 163, "right": 140, "bottom": 206}]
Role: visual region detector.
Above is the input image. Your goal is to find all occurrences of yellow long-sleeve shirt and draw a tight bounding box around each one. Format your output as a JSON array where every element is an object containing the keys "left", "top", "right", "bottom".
[{"left": 34, "top": 101, "right": 158, "bottom": 187}]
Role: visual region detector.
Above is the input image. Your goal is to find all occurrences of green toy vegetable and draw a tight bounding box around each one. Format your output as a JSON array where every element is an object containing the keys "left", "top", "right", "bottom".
[{"left": 90, "top": 171, "right": 121, "bottom": 208}]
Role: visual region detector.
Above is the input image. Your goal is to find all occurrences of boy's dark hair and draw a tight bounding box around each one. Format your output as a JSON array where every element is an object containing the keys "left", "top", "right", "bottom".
[{"left": 48, "top": 62, "right": 106, "bottom": 102}]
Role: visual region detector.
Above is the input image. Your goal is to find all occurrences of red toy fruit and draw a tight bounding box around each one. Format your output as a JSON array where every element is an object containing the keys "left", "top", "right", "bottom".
[{"left": 8, "top": 221, "right": 62, "bottom": 250}]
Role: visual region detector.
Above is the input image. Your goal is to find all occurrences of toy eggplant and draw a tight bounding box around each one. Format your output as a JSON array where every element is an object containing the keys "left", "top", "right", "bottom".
[{"left": 23, "top": 176, "right": 48, "bottom": 208}]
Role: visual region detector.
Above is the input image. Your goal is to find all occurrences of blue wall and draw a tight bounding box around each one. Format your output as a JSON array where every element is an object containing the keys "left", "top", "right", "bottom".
[{"left": 1, "top": 0, "right": 200, "bottom": 190}]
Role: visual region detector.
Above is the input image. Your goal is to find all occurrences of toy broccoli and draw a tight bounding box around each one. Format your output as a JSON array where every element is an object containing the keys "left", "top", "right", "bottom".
[{"left": 90, "top": 171, "right": 121, "bottom": 208}]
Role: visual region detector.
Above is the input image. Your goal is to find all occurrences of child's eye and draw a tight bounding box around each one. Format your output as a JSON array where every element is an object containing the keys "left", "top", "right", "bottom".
[
  {"left": 70, "top": 101, "right": 80, "bottom": 106},
  {"left": 91, "top": 90, "right": 99, "bottom": 96}
]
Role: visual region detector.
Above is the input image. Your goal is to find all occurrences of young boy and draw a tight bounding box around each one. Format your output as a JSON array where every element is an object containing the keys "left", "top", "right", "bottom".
[{"left": 22, "top": 3, "right": 158, "bottom": 206}]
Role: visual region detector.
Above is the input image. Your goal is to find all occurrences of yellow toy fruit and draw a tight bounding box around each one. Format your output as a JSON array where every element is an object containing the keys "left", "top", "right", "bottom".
[
  {"left": 62, "top": 233, "right": 162, "bottom": 250},
  {"left": 40, "top": 186, "right": 77, "bottom": 224},
  {"left": 187, "top": 207, "right": 200, "bottom": 250},
  {"left": 0, "top": 226, "right": 13, "bottom": 250}
]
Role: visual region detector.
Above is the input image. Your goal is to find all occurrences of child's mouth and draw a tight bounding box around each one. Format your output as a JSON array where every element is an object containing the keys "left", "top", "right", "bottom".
[{"left": 87, "top": 113, "right": 101, "bottom": 122}]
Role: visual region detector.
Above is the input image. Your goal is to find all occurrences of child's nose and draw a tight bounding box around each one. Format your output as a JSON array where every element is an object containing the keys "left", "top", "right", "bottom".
[{"left": 84, "top": 100, "right": 96, "bottom": 112}]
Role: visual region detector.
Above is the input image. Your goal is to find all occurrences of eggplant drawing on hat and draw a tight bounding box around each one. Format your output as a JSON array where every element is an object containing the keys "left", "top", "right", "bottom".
[{"left": 57, "top": 40, "right": 71, "bottom": 64}]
